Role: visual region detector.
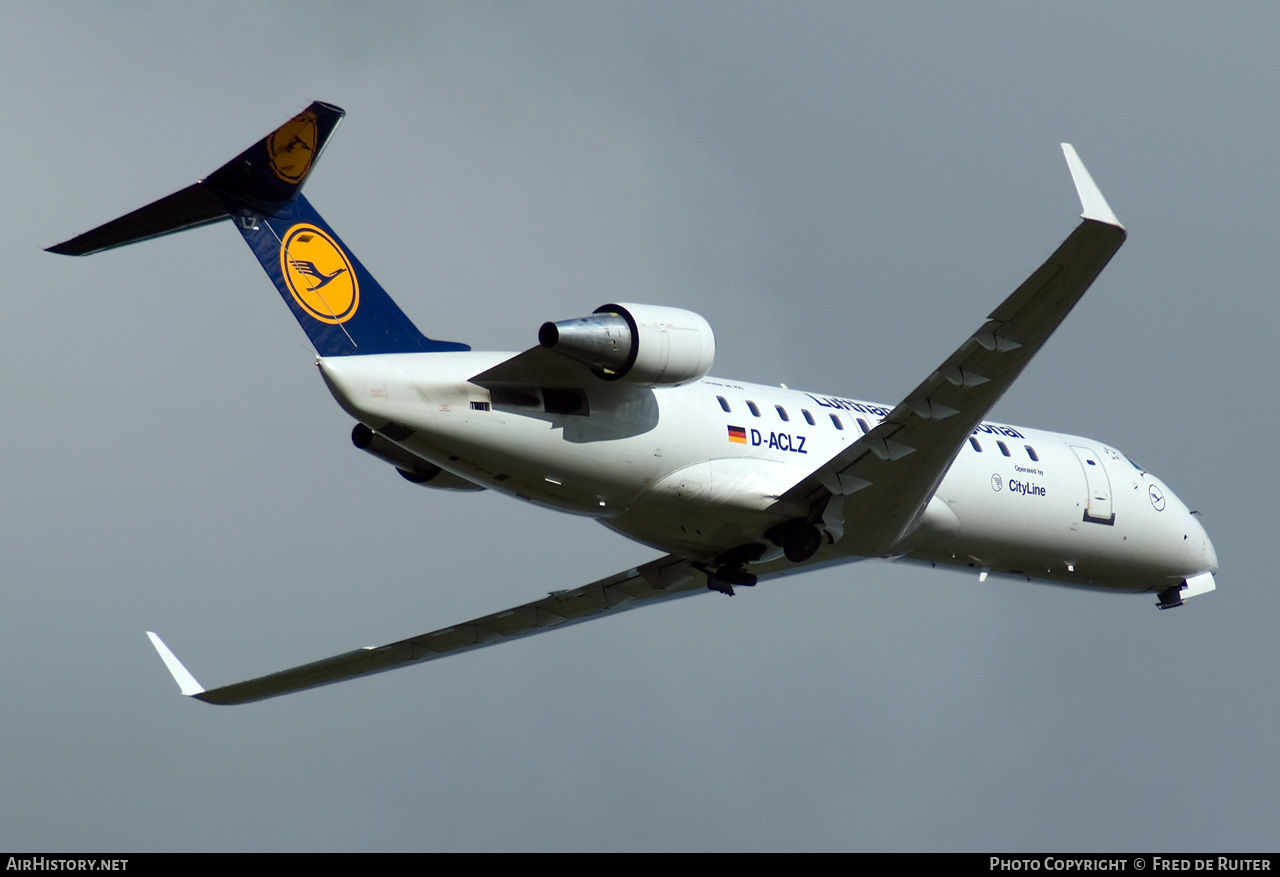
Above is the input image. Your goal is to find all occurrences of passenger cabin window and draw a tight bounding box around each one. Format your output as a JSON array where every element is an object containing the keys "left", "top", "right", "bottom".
[
  {"left": 802, "top": 409, "right": 815, "bottom": 426},
  {"left": 775, "top": 405, "right": 789, "bottom": 422},
  {"left": 747, "top": 401, "right": 761, "bottom": 417},
  {"left": 1025, "top": 445, "right": 1040, "bottom": 462},
  {"left": 968, "top": 437, "right": 982, "bottom": 452},
  {"left": 717, "top": 396, "right": 731, "bottom": 413},
  {"left": 997, "top": 440, "right": 1010, "bottom": 457},
  {"left": 857, "top": 418, "right": 870, "bottom": 434},
  {"left": 830, "top": 414, "right": 844, "bottom": 430}
]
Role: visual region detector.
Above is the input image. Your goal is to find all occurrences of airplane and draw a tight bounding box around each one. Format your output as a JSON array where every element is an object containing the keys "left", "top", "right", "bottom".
[{"left": 48, "top": 101, "right": 1219, "bottom": 705}]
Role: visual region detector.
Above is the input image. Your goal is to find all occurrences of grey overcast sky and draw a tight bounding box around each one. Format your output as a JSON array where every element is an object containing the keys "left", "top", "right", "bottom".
[{"left": 3, "top": 2, "right": 1276, "bottom": 852}]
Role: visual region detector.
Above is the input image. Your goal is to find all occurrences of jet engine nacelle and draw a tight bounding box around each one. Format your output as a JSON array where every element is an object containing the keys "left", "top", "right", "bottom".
[
  {"left": 351, "top": 424, "right": 485, "bottom": 491},
  {"left": 538, "top": 302, "right": 715, "bottom": 387}
]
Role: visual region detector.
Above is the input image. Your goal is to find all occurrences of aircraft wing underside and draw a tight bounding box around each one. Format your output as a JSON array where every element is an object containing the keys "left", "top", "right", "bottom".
[
  {"left": 148, "top": 554, "right": 712, "bottom": 705},
  {"left": 787, "top": 146, "right": 1127, "bottom": 555}
]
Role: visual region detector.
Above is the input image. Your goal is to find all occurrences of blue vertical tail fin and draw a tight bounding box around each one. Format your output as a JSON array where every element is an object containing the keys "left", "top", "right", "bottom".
[{"left": 47, "top": 101, "right": 469, "bottom": 357}]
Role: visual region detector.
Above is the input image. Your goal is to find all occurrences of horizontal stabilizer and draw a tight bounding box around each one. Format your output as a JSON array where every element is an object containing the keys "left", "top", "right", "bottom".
[
  {"left": 47, "top": 102, "right": 468, "bottom": 357},
  {"left": 47, "top": 101, "right": 345, "bottom": 256},
  {"left": 46, "top": 185, "right": 228, "bottom": 256}
]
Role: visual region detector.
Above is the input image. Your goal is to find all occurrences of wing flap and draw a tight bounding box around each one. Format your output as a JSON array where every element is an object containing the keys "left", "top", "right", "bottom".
[{"left": 150, "top": 555, "right": 705, "bottom": 705}]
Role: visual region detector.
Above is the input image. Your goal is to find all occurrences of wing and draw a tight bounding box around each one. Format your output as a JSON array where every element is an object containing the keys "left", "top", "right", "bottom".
[
  {"left": 147, "top": 554, "right": 707, "bottom": 705},
  {"left": 789, "top": 145, "right": 1127, "bottom": 555}
]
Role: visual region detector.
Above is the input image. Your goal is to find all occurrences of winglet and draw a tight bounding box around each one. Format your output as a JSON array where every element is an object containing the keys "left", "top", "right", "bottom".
[
  {"left": 146, "top": 632, "right": 205, "bottom": 697},
  {"left": 1061, "top": 144, "right": 1123, "bottom": 229}
]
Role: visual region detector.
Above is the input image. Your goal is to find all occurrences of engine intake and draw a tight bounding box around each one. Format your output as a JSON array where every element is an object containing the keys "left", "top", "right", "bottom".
[{"left": 539, "top": 303, "right": 715, "bottom": 387}]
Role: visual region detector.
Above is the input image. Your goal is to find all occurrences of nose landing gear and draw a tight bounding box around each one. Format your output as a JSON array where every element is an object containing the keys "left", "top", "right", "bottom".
[
  {"left": 705, "top": 568, "right": 758, "bottom": 596},
  {"left": 699, "top": 544, "right": 765, "bottom": 596}
]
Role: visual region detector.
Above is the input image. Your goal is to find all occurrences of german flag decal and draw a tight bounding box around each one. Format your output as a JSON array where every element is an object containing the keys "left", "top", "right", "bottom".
[{"left": 727, "top": 425, "right": 747, "bottom": 444}]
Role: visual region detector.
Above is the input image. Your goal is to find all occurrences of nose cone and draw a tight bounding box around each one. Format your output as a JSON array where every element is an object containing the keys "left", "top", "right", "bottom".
[
  {"left": 1151, "top": 472, "right": 1218, "bottom": 578},
  {"left": 1195, "top": 515, "right": 1219, "bottom": 574}
]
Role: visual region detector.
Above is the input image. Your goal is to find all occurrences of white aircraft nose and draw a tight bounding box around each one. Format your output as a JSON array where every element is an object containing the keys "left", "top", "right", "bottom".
[{"left": 1197, "top": 518, "right": 1219, "bottom": 575}]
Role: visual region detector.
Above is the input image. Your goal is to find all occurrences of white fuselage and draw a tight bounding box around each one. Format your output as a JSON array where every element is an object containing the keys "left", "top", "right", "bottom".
[{"left": 318, "top": 352, "right": 1217, "bottom": 596}]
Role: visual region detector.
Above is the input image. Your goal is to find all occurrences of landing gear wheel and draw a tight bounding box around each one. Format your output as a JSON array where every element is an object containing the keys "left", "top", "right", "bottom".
[
  {"left": 705, "top": 568, "right": 758, "bottom": 597},
  {"left": 700, "top": 545, "right": 765, "bottom": 596},
  {"left": 707, "top": 576, "right": 735, "bottom": 597},
  {"left": 1156, "top": 584, "right": 1185, "bottom": 610},
  {"left": 782, "top": 523, "right": 822, "bottom": 563},
  {"left": 767, "top": 520, "right": 823, "bottom": 563}
]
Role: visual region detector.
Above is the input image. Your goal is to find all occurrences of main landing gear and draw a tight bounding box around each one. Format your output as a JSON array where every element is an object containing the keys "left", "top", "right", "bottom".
[
  {"left": 765, "top": 519, "right": 823, "bottom": 564},
  {"left": 699, "top": 544, "right": 764, "bottom": 596},
  {"left": 699, "top": 520, "right": 826, "bottom": 596}
]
